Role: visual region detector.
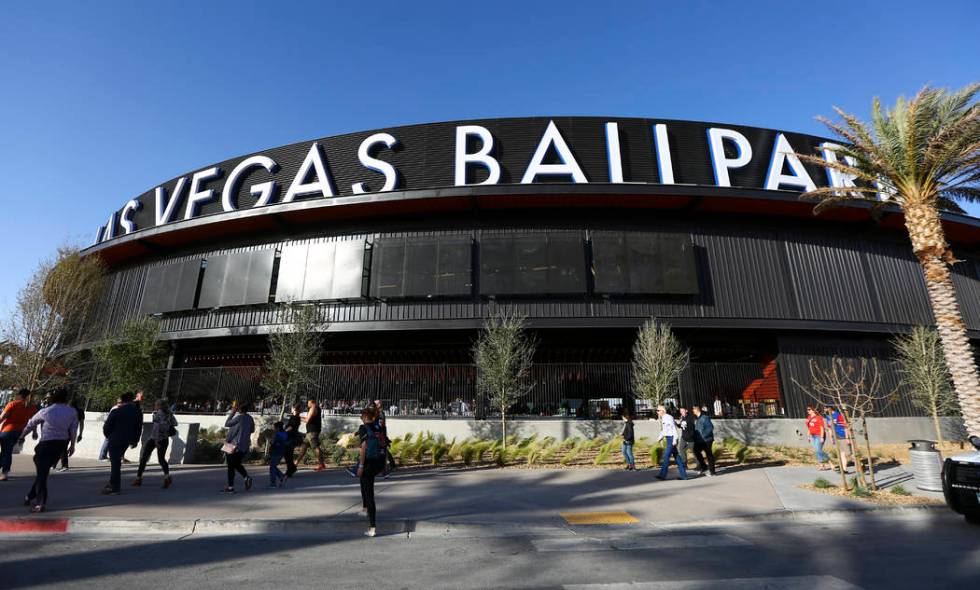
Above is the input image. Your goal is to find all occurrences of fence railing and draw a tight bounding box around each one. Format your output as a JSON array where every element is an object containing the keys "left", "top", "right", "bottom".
[{"left": 107, "top": 361, "right": 786, "bottom": 419}]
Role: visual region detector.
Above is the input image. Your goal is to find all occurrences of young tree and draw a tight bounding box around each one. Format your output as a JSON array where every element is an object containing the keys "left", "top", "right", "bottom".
[
  {"left": 2, "top": 246, "right": 106, "bottom": 391},
  {"left": 472, "top": 310, "right": 536, "bottom": 450},
  {"left": 631, "top": 318, "right": 688, "bottom": 409},
  {"left": 261, "top": 303, "right": 326, "bottom": 420},
  {"left": 91, "top": 317, "right": 169, "bottom": 408},
  {"left": 794, "top": 357, "right": 896, "bottom": 490},
  {"left": 893, "top": 326, "right": 960, "bottom": 445},
  {"left": 799, "top": 84, "right": 980, "bottom": 437}
]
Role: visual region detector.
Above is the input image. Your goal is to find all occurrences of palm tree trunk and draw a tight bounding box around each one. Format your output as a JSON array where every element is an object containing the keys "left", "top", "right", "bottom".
[{"left": 904, "top": 203, "right": 980, "bottom": 437}]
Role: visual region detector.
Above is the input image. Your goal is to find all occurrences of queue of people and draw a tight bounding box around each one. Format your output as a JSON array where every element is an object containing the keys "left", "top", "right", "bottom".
[{"left": 620, "top": 404, "right": 717, "bottom": 479}]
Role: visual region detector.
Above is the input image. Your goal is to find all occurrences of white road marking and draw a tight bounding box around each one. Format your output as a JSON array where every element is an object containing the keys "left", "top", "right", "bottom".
[
  {"left": 564, "top": 575, "right": 863, "bottom": 589},
  {"left": 532, "top": 533, "right": 750, "bottom": 553}
]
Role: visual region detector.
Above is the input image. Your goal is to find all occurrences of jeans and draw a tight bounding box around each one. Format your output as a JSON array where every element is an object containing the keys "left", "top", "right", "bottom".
[
  {"left": 693, "top": 438, "right": 716, "bottom": 474},
  {"left": 107, "top": 443, "right": 130, "bottom": 492},
  {"left": 658, "top": 436, "right": 687, "bottom": 479},
  {"left": 226, "top": 452, "right": 248, "bottom": 488},
  {"left": 99, "top": 438, "right": 110, "bottom": 461},
  {"left": 810, "top": 435, "right": 829, "bottom": 463},
  {"left": 621, "top": 443, "right": 635, "bottom": 467},
  {"left": 676, "top": 437, "right": 693, "bottom": 468},
  {"left": 284, "top": 446, "right": 297, "bottom": 477},
  {"left": 269, "top": 452, "right": 284, "bottom": 486},
  {"left": 29, "top": 439, "right": 68, "bottom": 506},
  {"left": 137, "top": 438, "right": 170, "bottom": 478},
  {"left": 359, "top": 457, "right": 385, "bottom": 527},
  {"left": 0, "top": 430, "right": 22, "bottom": 473}
]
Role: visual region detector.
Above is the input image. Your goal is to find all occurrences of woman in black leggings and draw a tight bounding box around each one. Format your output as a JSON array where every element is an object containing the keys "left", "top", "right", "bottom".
[
  {"left": 133, "top": 400, "right": 177, "bottom": 488},
  {"left": 356, "top": 405, "right": 385, "bottom": 537},
  {"left": 221, "top": 400, "right": 254, "bottom": 493}
]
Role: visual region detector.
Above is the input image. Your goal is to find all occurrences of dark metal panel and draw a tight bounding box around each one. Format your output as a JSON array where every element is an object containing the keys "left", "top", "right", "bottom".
[
  {"left": 952, "top": 257, "right": 980, "bottom": 331},
  {"left": 198, "top": 255, "right": 228, "bottom": 309},
  {"left": 139, "top": 265, "right": 164, "bottom": 314},
  {"left": 783, "top": 235, "right": 876, "bottom": 322},
  {"left": 863, "top": 240, "right": 933, "bottom": 325},
  {"left": 274, "top": 244, "right": 309, "bottom": 302}
]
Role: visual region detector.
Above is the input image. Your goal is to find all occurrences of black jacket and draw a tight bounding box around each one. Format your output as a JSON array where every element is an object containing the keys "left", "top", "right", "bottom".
[
  {"left": 678, "top": 413, "right": 696, "bottom": 442},
  {"left": 103, "top": 402, "right": 143, "bottom": 447},
  {"left": 621, "top": 421, "right": 635, "bottom": 444}
]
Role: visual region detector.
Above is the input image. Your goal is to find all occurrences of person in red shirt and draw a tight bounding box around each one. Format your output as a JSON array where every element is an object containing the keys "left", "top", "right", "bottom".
[
  {"left": 805, "top": 406, "right": 830, "bottom": 470},
  {"left": 0, "top": 389, "right": 38, "bottom": 480}
]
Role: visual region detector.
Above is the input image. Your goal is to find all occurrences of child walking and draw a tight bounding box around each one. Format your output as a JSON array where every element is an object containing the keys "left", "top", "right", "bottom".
[
  {"left": 268, "top": 421, "right": 288, "bottom": 488},
  {"left": 621, "top": 412, "right": 636, "bottom": 470}
]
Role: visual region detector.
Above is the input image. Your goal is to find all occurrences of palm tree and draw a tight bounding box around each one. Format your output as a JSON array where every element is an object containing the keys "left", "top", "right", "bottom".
[{"left": 799, "top": 84, "right": 980, "bottom": 437}]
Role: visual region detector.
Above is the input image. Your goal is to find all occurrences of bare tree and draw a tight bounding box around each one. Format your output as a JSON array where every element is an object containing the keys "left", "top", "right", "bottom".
[
  {"left": 472, "top": 309, "right": 536, "bottom": 450},
  {"left": 893, "top": 326, "right": 960, "bottom": 445},
  {"left": 261, "top": 303, "right": 327, "bottom": 420},
  {"left": 631, "top": 318, "right": 688, "bottom": 409},
  {"left": 793, "top": 357, "right": 896, "bottom": 490},
  {"left": 2, "top": 246, "right": 106, "bottom": 392}
]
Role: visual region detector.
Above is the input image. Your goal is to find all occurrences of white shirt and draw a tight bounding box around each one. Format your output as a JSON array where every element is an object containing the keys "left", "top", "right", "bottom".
[
  {"left": 23, "top": 404, "right": 79, "bottom": 443},
  {"left": 657, "top": 413, "right": 678, "bottom": 441},
  {"left": 713, "top": 400, "right": 723, "bottom": 416}
]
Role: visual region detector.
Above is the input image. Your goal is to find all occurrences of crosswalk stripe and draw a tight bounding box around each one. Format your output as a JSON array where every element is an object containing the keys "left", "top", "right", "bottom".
[
  {"left": 563, "top": 575, "right": 863, "bottom": 589},
  {"left": 532, "top": 533, "right": 750, "bottom": 553}
]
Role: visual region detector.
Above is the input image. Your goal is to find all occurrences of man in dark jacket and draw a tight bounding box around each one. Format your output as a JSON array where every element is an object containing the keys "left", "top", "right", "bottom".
[
  {"left": 102, "top": 391, "right": 144, "bottom": 494},
  {"left": 676, "top": 407, "right": 696, "bottom": 470},
  {"left": 692, "top": 405, "right": 716, "bottom": 476}
]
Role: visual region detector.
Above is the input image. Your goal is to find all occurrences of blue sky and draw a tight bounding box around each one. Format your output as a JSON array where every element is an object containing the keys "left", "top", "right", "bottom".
[{"left": 1, "top": 1, "right": 978, "bottom": 317}]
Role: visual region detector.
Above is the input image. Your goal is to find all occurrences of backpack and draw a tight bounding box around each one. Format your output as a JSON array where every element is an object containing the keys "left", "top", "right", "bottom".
[
  {"left": 167, "top": 415, "right": 178, "bottom": 437},
  {"left": 364, "top": 424, "right": 384, "bottom": 460}
]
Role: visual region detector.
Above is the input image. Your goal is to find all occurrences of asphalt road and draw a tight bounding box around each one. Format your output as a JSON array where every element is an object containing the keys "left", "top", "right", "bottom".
[{"left": 1, "top": 511, "right": 977, "bottom": 589}]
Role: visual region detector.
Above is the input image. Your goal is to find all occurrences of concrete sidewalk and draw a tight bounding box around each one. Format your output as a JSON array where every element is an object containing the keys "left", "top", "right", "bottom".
[{"left": 0, "top": 455, "right": 943, "bottom": 537}]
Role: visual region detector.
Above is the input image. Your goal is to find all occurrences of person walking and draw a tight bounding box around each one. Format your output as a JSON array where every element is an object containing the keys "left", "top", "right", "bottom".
[
  {"left": 0, "top": 389, "right": 37, "bottom": 481},
  {"left": 101, "top": 392, "right": 143, "bottom": 495},
  {"left": 132, "top": 399, "right": 178, "bottom": 488},
  {"left": 373, "top": 399, "right": 397, "bottom": 477},
  {"left": 98, "top": 397, "right": 124, "bottom": 462},
  {"left": 18, "top": 388, "right": 78, "bottom": 512},
  {"left": 655, "top": 405, "right": 687, "bottom": 481},
  {"left": 826, "top": 406, "right": 851, "bottom": 473},
  {"left": 283, "top": 403, "right": 302, "bottom": 480},
  {"left": 676, "top": 407, "right": 696, "bottom": 470},
  {"left": 221, "top": 400, "right": 254, "bottom": 493},
  {"left": 621, "top": 412, "right": 636, "bottom": 470},
  {"left": 268, "top": 421, "right": 288, "bottom": 488},
  {"left": 692, "top": 405, "right": 716, "bottom": 476},
  {"left": 294, "top": 399, "right": 326, "bottom": 472},
  {"left": 56, "top": 399, "right": 86, "bottom": 472},
  {"left": 806, "top": 406, "right": 831, "bottom": 470},
  {"left": 356, "top": 405, "right": 385, "bottom": 537}
]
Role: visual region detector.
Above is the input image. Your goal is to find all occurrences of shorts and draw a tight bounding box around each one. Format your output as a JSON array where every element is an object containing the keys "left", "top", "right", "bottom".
[{"left": 305, "top": 432, "right": 322, "bottom": 448}]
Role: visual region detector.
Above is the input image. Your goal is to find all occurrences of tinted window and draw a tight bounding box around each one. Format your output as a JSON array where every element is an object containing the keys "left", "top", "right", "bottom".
[
  {"left": 480, "top": 232, "right": 585, "bottom": 295},
  {"left": 592, "top": 231, "right": 698, "bottom": 295}
]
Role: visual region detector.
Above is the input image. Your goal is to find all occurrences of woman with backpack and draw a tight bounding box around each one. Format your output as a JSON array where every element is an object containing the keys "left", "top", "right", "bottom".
[
  {"left": 356, "top": 405, "right": 386, "bottom": 537},
  {"left": 133, "top": 399, "right": 178, "bottom": 488}
]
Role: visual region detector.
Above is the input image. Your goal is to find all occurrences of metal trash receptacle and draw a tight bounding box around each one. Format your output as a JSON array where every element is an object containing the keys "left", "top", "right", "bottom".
[{"left": 908, "top": 439, "right": 944, "bottom": 492}]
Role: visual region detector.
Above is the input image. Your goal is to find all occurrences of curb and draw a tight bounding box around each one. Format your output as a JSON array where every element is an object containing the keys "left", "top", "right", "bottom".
[{"left": 0, "top": 505, "right": 949, "bottom": 539}]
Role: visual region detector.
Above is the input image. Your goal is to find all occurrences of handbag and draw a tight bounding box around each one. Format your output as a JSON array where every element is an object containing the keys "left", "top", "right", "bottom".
[{"left": 221, "top": 442, "right": 237, "bottom": 454}]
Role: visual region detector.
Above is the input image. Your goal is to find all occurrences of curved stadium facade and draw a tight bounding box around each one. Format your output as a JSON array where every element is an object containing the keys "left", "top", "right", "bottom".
[{"left": 80, "top": 117, "right": 980, "bottom": 422}]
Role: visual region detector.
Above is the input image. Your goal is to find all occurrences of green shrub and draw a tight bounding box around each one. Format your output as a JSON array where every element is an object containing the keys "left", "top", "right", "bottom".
[
  {"left": 518, "top": 435, "right": 538, "bottom": 448},
  {"left": 734, "top": 445, "right": 750, "bottom": 463},
  {"left": 403, "top": 432, "right": 413, "bottom": 442},
  {"left": 560, "top": 441, "right": 585, "bottom": 466},
  {"left": 652, "top": 441, "right": 666, "bottom": 466},
  {"left": 850, "top": 477, "right": 871, "bottom": 498},
  {"left": 330, "top": 445, "right": 347, "bottom": 466},
  {"left": 891, "top": 485, "right": 911, "bottom": 496},
  {"left": 461, "top": 444, "right": 477, "bottom": 466},
  {"left": 813, "top": 477, "right": 833, "bottom": 489},
  {"left": 431, "top": 443, "right": 448, "bottom": 465}
]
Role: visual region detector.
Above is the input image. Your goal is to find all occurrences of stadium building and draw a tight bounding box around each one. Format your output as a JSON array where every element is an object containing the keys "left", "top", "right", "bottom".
[{"left": 79, "top": 117, "right": 980, "bottom": 427}]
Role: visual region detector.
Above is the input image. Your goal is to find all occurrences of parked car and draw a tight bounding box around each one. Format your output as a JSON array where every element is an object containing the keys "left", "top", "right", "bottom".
[{"left": 942, "top": 435, "right": 980, "bottom": 525}]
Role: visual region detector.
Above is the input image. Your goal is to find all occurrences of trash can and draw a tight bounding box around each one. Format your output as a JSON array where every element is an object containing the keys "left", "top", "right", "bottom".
[{"left": 908, "top": 439, "right": 944, "bottom": 492}]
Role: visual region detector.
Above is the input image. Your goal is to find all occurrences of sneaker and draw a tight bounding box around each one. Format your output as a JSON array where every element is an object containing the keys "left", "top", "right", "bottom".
[
  {"left": 365, "top": 527, "right": 376, "bottom": 537},
  {"left": 162, "top": 476, "right": 172, "bottom": 489},
  {"left": 55, "top": 467, "right": 69, "bottom": 473},
  {"left": 132, "top": 477, "right": 142, "bottom": 487},
  {"left": 31, "top": 504, "right": 44, "bottom": 513},
  {"left": 314, "top": 464, "right": 327, "bottom": 473},
  {"left": 345, "top": 466, "right": 358, "bottom": 478},
  {"left": 654, "top": 475, "right": 666, "bottom": 481},
  {"left": 706, "top": 471, "right": 715, "bottom": 477},
  {"left": 220, "top": 487, "right": 236, "bottom": 494},
  {"left": 101, "top": 486, "right": 120, "bottom": 496},
  {"left": 244, "top": 476, "right": 253, "bottom": 491}
]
